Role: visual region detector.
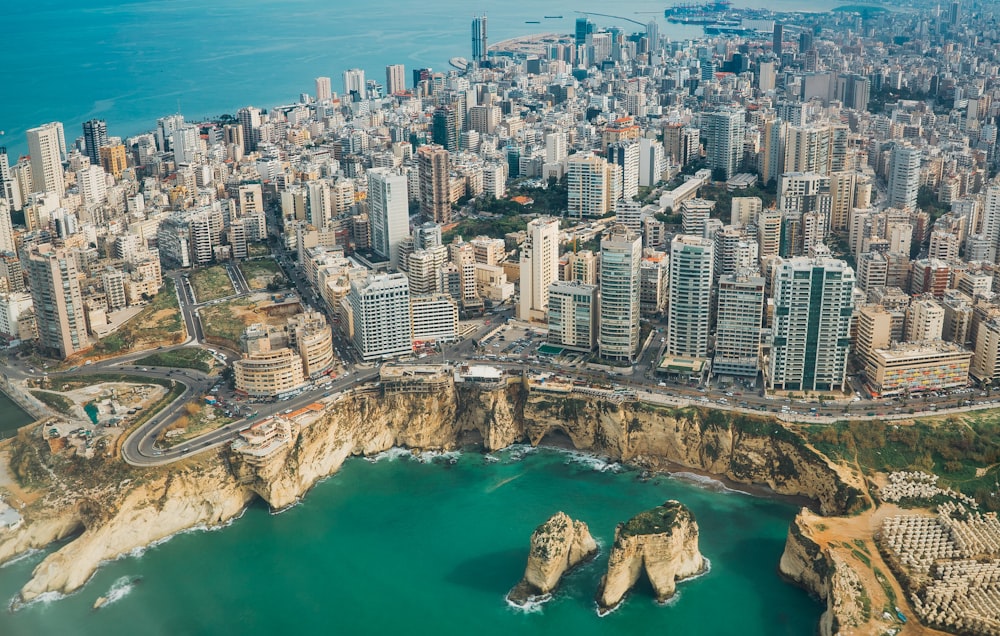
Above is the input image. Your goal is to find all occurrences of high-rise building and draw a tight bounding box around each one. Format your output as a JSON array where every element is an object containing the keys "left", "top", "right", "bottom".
[
  {"left": 519, "top": 217, "right": 560, "bottom": 322},
  {"left": 417, "top": 144, "right": 451, "bottom": 224},
  {"left": 0, "top": 148, "right": 21, "bottom": 210},
  {"left": 760, "top": 117, "right": 786, "bottom": 185},
  {"left": 773, "top": 23, "right": 784, "bottom": 57},
  {"left": 667, "top": 235, "right": 714, "bottom": 359},
  {"left": 26, "top": 123, "right": 65, "bottom": 197},
  {"left": 77, "top": 164, "right": 108, "bottom": 205},
  {"left": 714, "top": 273, "right": 765, "bottom": 377},
  {"left": 758, "top": 60, "right": 776, "bottom": 92},
  {"left": 663, "top": 124, "right": 700, "bottom": 167},
  {"left": 887, "top": 143, "right": 921, "bottom": 211},
  {"left": 315, "top": 77, "right": 332, "bottom": 102},
  {"left": 385, "top": 64, "right": 406, "bottom": 95},
  {"left": 432, "top": 106, "right": 459, "bottom": 151},
  {"left": 99, "top": 143, "right": 128, "bottom": 180},
  {"left": 81, "top": 119, "right": 108, "bottom": 166},
  {"left": 237, "top": 106, "right": 262, "bottom": 152},
  {"left": 575, "top": 17, "right": 594, "bottom": 47},
  {"left": 0, "top": 200, "right": 14, "bottom": 254},
  {"left": 547, "top": 280, "right": 598, "bottom": 352},
  {"left": 26, "top": 243, "right": 87, "bottom": 359},
  {"left": 567, "top": 153, "right": 617, "bottom": 218},
  {"left": 768, "top": 255, "right": 855, "bottom": 391},
  {"left": 471, "top": 15, "right": 488, "bottom": 64},
  {"left": 784, "top": 125, "right": 831, "bottom": 175},
  {"left": 368, "top": 168, "right": 409, "bottom": 269},
  {"left": 906, "top": 297, "right": 945, "bottom": 342},
  {"left": 599, "top": 225, "right": 642, "bottom": 362},
  {"left": 982, "top": 185, "right": 1000, "bottom": 263},
  {"left": 704, "top": 108, "right": 745, "bottom": 180},
  {"left": 349, "top": 273, "right": 412, "bottom": 361},
  {"left": 343, "top": 68, "right": 366, "bottom": 100},
  {"left": 607, "top": 140, "right": 640, "bottom": 200}
]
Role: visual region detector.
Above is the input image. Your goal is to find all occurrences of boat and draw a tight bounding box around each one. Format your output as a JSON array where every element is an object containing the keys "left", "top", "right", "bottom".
[
  {"left": 544, "top": 15, "right": 563, "bottom": 19},
  {"left": 525, "top": 20, "right": 540, "bottom": 24}
]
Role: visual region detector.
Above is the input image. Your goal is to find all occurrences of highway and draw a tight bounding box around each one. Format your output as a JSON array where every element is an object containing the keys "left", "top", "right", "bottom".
[{"left": 8, "top": 239, "right": 998, "bottom": 469}]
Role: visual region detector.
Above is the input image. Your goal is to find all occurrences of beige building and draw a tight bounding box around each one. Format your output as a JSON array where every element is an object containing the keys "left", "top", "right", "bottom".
[
  {"left": 288, "top": 312, "right": 334, "bottom": 378},
  {"left": 971, "top": 319, "right": 1000, "bottom": 384},
  {"left": 234, "top": 312, "right": 334, "bottom": 397},
  {"left": 867, "top": 342, "right": 972, "bottom": 397},
  {"left": 905, "top": 297, "right": 945, "bottom": 342}
]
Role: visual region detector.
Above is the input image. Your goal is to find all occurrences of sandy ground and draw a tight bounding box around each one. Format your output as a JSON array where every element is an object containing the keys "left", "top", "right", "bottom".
[{"left": 807, "top": 504, "right": 950, "bottom": 636}]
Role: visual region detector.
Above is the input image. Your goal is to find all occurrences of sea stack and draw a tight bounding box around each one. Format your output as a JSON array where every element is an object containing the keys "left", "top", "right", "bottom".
[
  {"left": 507, "top": 512, "right": 598, "bottom": 606},
  {"left": 596, "top": 500, "right": 706, "bottom": 614}
]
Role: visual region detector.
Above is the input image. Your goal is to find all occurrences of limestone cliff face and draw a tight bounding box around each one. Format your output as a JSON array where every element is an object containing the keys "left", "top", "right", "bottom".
[
  {"left": 507, "top": 511, "right": 598, "bottom": 605},
  {"left": 12, "top": 459, "right": 253, "bottom": 603},
  {"left": 596, "top": 500, "right": 705, "bottom": 614},
  {"left": 779, "top": 509, "right": 867, "bottom": 636},
  {"left": 522, "top": 397, "right": 864, "bottom": 515},
  {"left": 0, "top": 381, "right": 864, "bottom": 607}
]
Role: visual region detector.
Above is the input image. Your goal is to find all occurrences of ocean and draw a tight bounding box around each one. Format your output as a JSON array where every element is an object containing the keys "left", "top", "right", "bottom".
[
  {"left": 1, "top": 0, "right": 839, "bottom": 159},
  {"left": 0, "top": 447, "right": 820, "bottom": 635}
]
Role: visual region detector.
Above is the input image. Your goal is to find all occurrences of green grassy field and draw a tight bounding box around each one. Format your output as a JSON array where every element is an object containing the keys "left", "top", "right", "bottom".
[
  {"left": 135, "top": 348, "right": 215, "bottom": 373},
  {"left": 238, "top": 259, "right": 283, "bottom": 290},
  {"left": 190, "top": 265, "right": 234, "bottom": 302}
]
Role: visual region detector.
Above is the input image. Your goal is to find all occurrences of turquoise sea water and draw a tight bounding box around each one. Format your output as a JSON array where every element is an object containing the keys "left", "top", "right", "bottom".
[
  {"left": 0, "top": 447, "right": 820, "bottom": 635},
  {"left": 2, "top": 0, "right": 837, "bottom": 158}
]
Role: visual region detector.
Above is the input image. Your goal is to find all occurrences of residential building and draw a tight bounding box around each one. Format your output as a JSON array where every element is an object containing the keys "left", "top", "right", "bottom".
[
  {"left": 599, "top": 225, "right": 642, "bottom": 362},
  {"left": 768, "top": 255, "right": 855, "bottom": 391}
]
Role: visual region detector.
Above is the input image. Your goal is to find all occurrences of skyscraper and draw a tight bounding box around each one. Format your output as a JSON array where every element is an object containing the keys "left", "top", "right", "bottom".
[
  {"left": 385, "top": 64, "right": 406, "bottom": 95},
  {"left": 772, "top": 23, "right": 784, "bottom": 57},
  {"left": 567, "top": 153, "right": 616, "bottom": 219},
  {"left": 887, "top": 143, "right": 921, "bottom": 211},
  {"left": 599, "top": 225, "right": 642, "bottom": 362},
  {"left": 667, "top": 235, "right": 715, "bottom": 359},
  {"left": 26, "top": 123, "right": 65, "bottom": 197},
  {"left": 237, "top": 106, "right": 261, "bottom": 153},
  {"left": 607, "top": 140, "right": 640, "bottom": 200},
  {"left": 349, "top": 273, "right": 412, "bottom": 361},
  {"left": 26, "top": 243, "right": 87, "bottom": 359},
  {"left": 575, "top": 18, "right": 594, "bottom": 47},
  {"left": 82, "top": 119, "right": 108, "bottom": 166},
  {"left": 714, "top": 273, "right": 765, "bottom": 377},
  {"left": 417, "top": 144, "right": 451, "bottom": 224},
  {"left": 472, "top": 16, "right": 488, "bottom": 65},
  {"left": 432, "top": 106, "right": 459, "bottom": 151},
  {"left": 315, "top": 77, "right": 332, "bottom": 102},
  {"left": 704, "top": 108, "right": 745, "bottom": 180},
  {"left": 0, "top": 147, "right": 21, "bottom": 210},
  {"left": 982, "top": 185, "right": 1000, "bottom": 263},
  {"left": 518, "top": 217, "right": 560, "bottom": 322},
  {"left": 368, "top": 168, "right": 409, "bottom": 269},
  {"left": 768, "top": 255, "right": 855, "bottom": 391},
  {"left": 343, "top": 68, "right": 366, "bottom": 100},
  {"left": 0, "top": 199, "right": 14, "bottom": 254}
]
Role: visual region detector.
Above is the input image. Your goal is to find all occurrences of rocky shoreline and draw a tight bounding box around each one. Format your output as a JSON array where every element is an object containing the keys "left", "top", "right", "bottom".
[{"left": 0, "top": 381, "right": 871, "bottom": 631}]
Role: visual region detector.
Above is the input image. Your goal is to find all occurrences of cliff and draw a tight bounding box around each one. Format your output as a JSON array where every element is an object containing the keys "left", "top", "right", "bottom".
[
  {"left": 779, "top": 509, "right": 871, "bottom": 636},
  {"left": 507, "top": 511, "right": 598, "bottom": 606},
  {"left": 0, "top": 381, "right": 864, "bottom": 609},
  {"left": 1, "top": 457, "right": 253, "bottom": 604},
  {"left": 521, "top": 396, "right": 866, "bottom": 515},
  {"left": 596, "top": 500, "right": 705, "bottom": 614}
]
